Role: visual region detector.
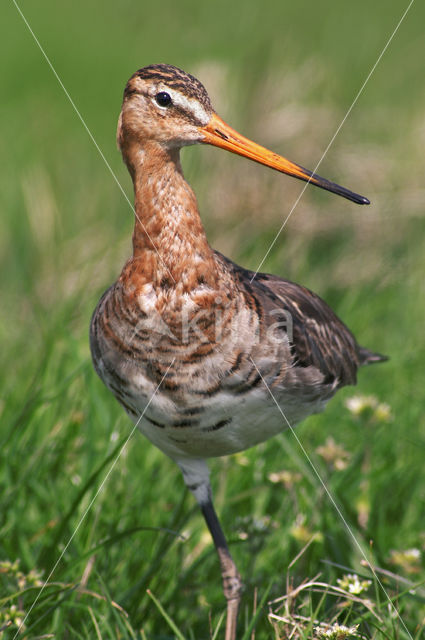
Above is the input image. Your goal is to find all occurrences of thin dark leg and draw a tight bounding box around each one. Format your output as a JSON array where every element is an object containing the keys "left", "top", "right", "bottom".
[{"left": 201, "top": 498, "right": 242, "bottom": 640}]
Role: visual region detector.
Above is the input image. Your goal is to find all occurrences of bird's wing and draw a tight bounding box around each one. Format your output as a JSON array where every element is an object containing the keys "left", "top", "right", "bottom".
[
  {"left": 217, "top": 252, "right": 384, "bottom": 388},
  {"left": 253, "top": 272, "right": 360, "bottom": 386}
]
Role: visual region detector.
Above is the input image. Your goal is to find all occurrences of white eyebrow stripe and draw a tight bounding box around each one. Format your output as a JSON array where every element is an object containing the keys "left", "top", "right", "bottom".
[{"left": 164, "top": 88, "right": 210, "bottom": 125}]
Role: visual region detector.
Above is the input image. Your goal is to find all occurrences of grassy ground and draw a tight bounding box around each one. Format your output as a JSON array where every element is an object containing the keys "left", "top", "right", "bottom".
[{"left": 1, "top": 0, "right": 425, "bottom": 637}]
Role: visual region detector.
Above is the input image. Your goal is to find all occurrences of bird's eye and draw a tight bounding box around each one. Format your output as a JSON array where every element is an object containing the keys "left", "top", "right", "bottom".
[{"left": 155, "top": 92, "right": 172, "bottom": 107}]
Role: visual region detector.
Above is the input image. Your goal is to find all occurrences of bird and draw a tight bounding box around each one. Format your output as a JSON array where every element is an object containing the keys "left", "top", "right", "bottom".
[{"left": 90, "top": 63, "right": 386, "bottom": 640}]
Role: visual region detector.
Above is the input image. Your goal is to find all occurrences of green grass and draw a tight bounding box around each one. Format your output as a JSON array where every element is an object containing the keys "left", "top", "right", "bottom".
[{"left": 1, "top": 0, "right": 425, "bottom": 637}]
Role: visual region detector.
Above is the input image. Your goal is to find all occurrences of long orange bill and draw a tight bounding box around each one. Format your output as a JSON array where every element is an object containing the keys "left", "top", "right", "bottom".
[{"left": 201, "top": 112, "right": 369, "bottom": 205}]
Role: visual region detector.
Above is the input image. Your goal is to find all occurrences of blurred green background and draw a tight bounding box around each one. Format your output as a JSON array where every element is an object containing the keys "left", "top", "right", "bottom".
[{"left": 1, "top": 0, "right": 425, "bottom": 638}]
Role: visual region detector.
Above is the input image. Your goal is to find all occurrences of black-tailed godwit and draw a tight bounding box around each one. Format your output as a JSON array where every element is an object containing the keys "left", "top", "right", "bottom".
[{"left": 90, "top": 64, "right": 386, "bottom": 640}]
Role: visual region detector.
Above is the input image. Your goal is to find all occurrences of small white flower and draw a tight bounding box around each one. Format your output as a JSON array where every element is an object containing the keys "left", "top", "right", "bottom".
[
  {"left": 71, "top": 474, "right": 82, "bottom": 486},
  {"left": 315, "top": 623, "right": 359, "bottom": 639},
  {"left": 345, "top": 395, "right": 392, "bottom": 423},
  {"left": 374, "top": 402, "right": 392, "bottom": 422},
  {"left": 389, "top": 547, "right": 421, "bottom": 573},
  {"left": 345, "top": 395, "right": 377, "bottom": 415},
  {"left": 316, "top": 437, "right": 350, "bottom": 471},
  {"left": 337, "top": 573, "right": 371, "bottom": 595},
  {"left": 406, "top": 548, "right": 421, "bottom": 560}
]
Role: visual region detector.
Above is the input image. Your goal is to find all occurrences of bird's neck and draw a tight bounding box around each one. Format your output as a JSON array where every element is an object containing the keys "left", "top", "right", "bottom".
[{"left": 126, "top": 141, "right": 215, "bottom": 289}]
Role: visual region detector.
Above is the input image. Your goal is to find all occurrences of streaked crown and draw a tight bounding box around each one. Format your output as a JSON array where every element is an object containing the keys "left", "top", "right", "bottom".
[
  {"left": 125, "top": 64, "right": 213, "bottom": 114},
  {"left": 117, "top": 64, "right": 214, "bottom": 154}
]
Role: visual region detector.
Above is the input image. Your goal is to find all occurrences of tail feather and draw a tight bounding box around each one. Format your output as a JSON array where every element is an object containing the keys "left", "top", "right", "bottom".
[{"left": 358, "top": 346, "right": 388, "bottom": 366}]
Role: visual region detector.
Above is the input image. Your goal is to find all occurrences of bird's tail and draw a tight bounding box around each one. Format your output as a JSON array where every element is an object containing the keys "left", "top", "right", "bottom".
[{"left": 358, "top": 346, "right": 388, "bottom": 366}]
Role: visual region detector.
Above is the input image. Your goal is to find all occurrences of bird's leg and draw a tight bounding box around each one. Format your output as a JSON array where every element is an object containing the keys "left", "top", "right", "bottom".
[
  {"left": 177, "top": 459, "right": 242, "bottom": 640},
  {"left": 201, "top": 498, "right": 242, "bottom": 640}
]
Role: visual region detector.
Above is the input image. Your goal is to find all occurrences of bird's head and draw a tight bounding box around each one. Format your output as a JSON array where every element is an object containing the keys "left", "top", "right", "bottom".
[
  {"left": 118, "top": 64, "right": 369, "bottom": 205},
  {"left": 117, "top": 64, "right": 214, "bottom": 151}
]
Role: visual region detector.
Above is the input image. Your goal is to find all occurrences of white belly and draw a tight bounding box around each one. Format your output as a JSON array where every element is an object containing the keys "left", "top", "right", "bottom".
[{"left": 131, "top": 384, "right": 327, "bottom": 461}]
